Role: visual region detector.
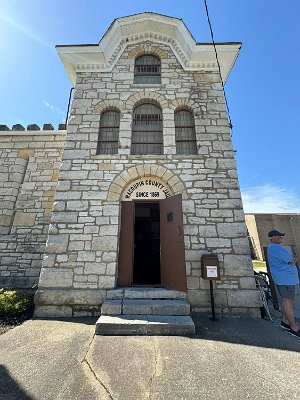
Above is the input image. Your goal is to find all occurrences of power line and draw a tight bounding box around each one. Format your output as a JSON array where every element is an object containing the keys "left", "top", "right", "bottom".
[{"left": 203, "top": 0, "right": 233, "bottom": 130}]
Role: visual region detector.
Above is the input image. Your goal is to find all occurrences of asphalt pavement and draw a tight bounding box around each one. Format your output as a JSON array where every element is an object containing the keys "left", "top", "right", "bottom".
[{"left": 0, "top": 316, "right": 299, "bottom": 400}]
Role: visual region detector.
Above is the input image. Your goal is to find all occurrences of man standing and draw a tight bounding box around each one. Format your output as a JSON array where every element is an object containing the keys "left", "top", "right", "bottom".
[{"left": 267, "top": 230, "right": 299, "bottom": 338}]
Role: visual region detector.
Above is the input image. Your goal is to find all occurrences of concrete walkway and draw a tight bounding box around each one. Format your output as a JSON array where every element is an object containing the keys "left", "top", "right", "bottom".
[{"left": 0, "top": 317, "right": 299, "bottom": 400}]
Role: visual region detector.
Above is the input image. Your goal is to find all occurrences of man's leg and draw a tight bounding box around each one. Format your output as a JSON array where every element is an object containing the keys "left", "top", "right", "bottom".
[{"left": 282, "top": 297, "right": 298, "bottom": 332}]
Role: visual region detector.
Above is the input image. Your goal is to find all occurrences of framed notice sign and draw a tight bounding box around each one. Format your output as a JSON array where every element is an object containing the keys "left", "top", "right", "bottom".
[
  {"left": 206, "top": 266, "right": 218, "bottom": 278},
  {"left": 201, "top": 255, "right": 220, "bottom": 280}
]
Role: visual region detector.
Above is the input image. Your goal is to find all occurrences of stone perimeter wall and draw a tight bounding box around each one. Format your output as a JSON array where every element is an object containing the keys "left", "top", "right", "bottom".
[
  {"left": 0, "top": 130, "right": 66, "bottom": 288},
  {"left": 34, "top": 41, "right": 260, "bottom": 317}
]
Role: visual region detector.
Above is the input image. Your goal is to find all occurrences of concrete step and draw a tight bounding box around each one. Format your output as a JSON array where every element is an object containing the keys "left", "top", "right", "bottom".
[
  {"left": 101, "top": 299, "right": 190, "bottom": 316},
  {"left": 106, "top": 287, "right": 186, "bottom": 300},
  {"left": 97, "top": 288, "right": 195, "bottom": 336},
  {"left": 95, "top": 315, "right": 195, "bottom": 336}
]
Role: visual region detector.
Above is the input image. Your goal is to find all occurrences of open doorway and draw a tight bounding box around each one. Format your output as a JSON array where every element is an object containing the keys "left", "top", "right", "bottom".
[
  {"left": 133, "top": 202, "right": 161, "bottom": 285},
  {"left": 117, "top": 194, "right": 187, "bottom": 292}
]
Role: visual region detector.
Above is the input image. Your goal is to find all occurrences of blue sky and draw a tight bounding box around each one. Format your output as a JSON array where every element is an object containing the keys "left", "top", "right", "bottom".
[{"left": 0, "top": 0, "right": 299, "bottom": 213}]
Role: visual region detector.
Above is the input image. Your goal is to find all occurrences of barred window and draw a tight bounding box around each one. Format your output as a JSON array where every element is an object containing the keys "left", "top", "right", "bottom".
[
  {"left": 96, "top": 109, "right": 120, "bottom": 155},
  {"left": 131, "top": 103, "right": 163, "bottom": 155},
  {"left": 175, "top": 109, "right": 197, "bottom": 155},
  {"left": 134, "top": 55, "right": 161, "bottom": 84}
]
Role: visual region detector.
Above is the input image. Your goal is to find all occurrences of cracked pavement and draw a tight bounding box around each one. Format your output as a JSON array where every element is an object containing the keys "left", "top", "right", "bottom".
[{"left": 0, "top": 317, "right": 300, "bottom": 399}]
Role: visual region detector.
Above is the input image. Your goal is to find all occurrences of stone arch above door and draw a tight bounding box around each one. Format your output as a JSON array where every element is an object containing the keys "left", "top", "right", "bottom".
[{"left": 107, "top": 164, "right": 188, "bottom": 201}]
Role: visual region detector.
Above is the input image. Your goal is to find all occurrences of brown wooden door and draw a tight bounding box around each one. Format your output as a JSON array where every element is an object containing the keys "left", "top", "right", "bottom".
[
  {"left": 160, "top": 194, "right": 187, "bottom": 292},
  {"left": 117, "top": 201, "right": 134, "bottom": 287}
]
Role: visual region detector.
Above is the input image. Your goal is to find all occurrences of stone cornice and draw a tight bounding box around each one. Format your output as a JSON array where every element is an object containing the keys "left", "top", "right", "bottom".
[{"left": 56, "top": 12, "right": 241, "bottom": 85}]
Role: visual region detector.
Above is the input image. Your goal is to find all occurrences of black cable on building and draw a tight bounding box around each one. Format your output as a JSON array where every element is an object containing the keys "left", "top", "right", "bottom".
[{"left": 203, "top": 0, "right": 233, "bottom": 130}]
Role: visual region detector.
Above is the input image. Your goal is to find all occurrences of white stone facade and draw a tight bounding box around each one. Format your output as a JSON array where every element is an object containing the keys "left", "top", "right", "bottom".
[{"left": 0, "top": 13, "right": 260, "bottom": 317}]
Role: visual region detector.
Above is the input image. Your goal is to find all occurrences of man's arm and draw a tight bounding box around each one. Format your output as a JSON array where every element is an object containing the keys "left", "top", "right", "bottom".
[{"left": 276, "top": 245, "right": 295, "bottom": 263}]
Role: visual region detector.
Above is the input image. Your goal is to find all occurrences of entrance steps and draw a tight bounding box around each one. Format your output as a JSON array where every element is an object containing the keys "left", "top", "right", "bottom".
[{"left": 95, "top": 288, "right": 195, "bottom": 336}]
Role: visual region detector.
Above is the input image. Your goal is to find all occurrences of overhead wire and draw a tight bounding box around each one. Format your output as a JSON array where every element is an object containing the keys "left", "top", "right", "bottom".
[{"left": 203, "top": 0, "right": 233, "bottom": 130}]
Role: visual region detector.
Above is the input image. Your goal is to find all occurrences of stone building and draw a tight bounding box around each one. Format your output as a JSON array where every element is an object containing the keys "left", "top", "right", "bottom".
[{"left": 0, "top": 13, "right": 260, "bottom": 318}]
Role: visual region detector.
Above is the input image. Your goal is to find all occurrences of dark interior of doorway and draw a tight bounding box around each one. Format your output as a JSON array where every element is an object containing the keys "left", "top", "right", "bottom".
[{"left": 133, "top": 202, "right": 161, "bottom": 285}]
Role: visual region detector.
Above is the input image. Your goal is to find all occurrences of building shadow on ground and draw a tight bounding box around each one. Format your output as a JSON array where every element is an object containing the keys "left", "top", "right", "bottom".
[
  {"left": 31, "top": 316, "right": 98, "bottom": 326},
  {"left": 193, "top": 316, "right": 300, "bottom": 352},
  {"left": 0, "top": 365, "right": 33, "bottom": 400}
]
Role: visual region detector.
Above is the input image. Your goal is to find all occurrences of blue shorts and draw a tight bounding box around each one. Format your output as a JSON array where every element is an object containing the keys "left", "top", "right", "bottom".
[{"left": 276, "top": 285, "right": 296, "bottom": 300}]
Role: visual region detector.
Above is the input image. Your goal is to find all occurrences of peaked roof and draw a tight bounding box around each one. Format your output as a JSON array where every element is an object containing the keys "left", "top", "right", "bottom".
[{"left": 56, "top": 12, "right": 241, "bottom": 85}]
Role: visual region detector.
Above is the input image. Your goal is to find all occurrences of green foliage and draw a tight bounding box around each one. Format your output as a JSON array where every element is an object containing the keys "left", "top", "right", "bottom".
[
  {"left": 252, "top": 260, "right": 267, "bottom": 271},
  {"left": 0, "top": 289, "right": 29, "bottom": 317}
]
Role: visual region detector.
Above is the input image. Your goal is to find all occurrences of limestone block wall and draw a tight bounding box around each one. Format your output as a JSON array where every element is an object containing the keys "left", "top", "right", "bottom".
[
  {"left": 35, "top": 41, "right": 260, "bottom": 317},
  {"left": 0, "top": 129, "right": 66, "bottom": 288}
]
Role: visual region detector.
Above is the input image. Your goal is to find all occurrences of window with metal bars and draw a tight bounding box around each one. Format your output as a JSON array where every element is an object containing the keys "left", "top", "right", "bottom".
[
  {"left": 175, "top": 109, "right": 197, "bottom": 155},
  {"left": 131, "top": 103, "right": 163, "bottom": 155},
  {"left": 96, "top": 109, "right": 120, "bottom": 155},
  {"left": 134, "top": 55, "right": 161, "bottom": 84}
]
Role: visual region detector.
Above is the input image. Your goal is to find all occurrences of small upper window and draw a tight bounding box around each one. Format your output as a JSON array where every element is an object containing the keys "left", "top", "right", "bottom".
[
  {"left": 96, "top": 109, "right": 120, "bottom": 155},
  {"left": 134, "top": 55, "right": 161, "bottom": 84},
  {"left": 175, "top": 109, "right": 197, "bottom": 155}
]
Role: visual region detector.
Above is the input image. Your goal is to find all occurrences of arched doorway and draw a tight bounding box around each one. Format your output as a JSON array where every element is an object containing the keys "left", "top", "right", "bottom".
[{"left": 117, "top": 177, "right": 187, "bottom": 292}]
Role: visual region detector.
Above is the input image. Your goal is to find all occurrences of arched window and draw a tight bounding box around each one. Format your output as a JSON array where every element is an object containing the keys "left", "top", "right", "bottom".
[
  {"left": 134, "top": 55, "right": 161, "bottom": 84},
  {"left": 96, "top": 109, "right": 120, "bottom": 155},
  {"left": 175, "top": 109, "right": 197, "bottom": 154},
  {"left": 131, "top": 103, "right": 163, "bottom": 155}
]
